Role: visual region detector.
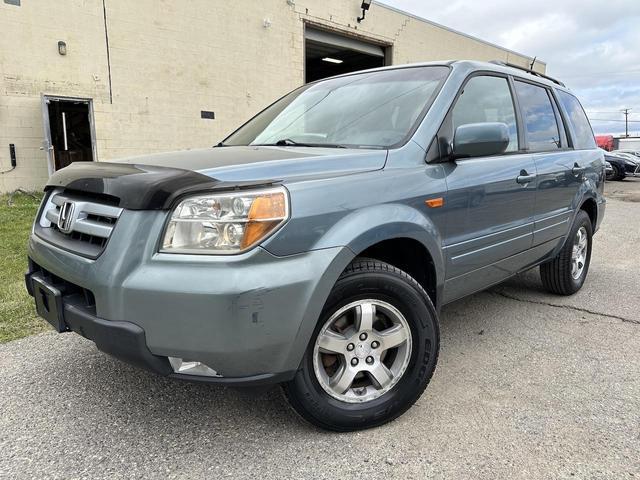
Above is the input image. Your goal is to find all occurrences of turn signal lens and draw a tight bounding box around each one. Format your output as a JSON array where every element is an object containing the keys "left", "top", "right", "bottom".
[
  {"left": 161, "top": 186, "right": 289, "bottom": 254},
  {"left": 242, "top": 193, "right": 287, "bottom": 249}
]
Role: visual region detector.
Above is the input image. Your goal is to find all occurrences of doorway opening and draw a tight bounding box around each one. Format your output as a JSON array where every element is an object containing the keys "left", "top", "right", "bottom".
[
  {"left": 305, "top": 27, "right": 389, "bottom": 83},
  {"left": 42, "top": 96, "right": 96, "bottom": 173}
]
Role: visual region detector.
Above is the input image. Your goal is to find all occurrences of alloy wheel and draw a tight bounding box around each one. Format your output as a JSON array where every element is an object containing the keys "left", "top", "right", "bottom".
[
  {"left": 312, "top": 299, "right": 412, "bottom": 403},
  {"left": 571, "top": 226, "right": 588, "bottom": 279}
]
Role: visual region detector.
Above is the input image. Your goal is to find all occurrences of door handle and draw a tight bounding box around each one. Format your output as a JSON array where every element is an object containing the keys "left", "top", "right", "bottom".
[
  {"left": 572, "top": 165, "right": 585, "bottom": 176},
  {"left": 516, "top": 172, "right": 536, "bottom": 185}
]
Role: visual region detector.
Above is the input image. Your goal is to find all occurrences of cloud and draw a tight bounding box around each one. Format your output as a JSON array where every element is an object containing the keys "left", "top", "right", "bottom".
[{"left": 381, "top": 0, "right": 640, "bottom": 135}]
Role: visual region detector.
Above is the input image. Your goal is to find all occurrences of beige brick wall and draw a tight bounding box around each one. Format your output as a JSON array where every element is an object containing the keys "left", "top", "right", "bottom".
[{"left": 0, "top": 0, "right": 544, "bottom": 192}]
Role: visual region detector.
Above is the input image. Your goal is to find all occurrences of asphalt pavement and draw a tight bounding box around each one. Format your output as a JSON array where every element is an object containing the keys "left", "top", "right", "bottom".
[{"left": 1, "top": 179, "right": 639, "bottom": 479}]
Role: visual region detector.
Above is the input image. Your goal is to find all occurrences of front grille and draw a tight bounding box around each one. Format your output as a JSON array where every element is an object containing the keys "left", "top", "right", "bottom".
[{"left": 35, "top": 189, "right": 123, "bottom": 259}]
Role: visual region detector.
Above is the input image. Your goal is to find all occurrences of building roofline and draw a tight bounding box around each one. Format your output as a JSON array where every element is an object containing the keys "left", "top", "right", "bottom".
[{"left": 373, "top": 1, "right": 546, "bottom": 67}]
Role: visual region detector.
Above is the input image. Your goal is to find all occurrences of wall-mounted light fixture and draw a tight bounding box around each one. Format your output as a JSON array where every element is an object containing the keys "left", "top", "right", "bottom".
[
  {"left": 58, "top": 41, "right": 67, "bottom": 55},
  {"left": 322, "top": 57, "right": 343, "bottom": 64},
  {"left": 357, "top": 0, "right": 372, "bottom": 23}
]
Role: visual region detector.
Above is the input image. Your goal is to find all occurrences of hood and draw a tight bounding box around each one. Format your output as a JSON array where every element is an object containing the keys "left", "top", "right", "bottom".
[
  {"left": 45, "top": 146, "right": 386, "bottom": 210},
  {"left": 113, "top": 146, "right": 387, "bottom": 182}
]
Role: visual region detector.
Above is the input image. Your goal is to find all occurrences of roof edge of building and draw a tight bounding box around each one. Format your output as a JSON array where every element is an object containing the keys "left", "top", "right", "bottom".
[{"left": 373, "top": 1, "right": 546, "bottom": 67}]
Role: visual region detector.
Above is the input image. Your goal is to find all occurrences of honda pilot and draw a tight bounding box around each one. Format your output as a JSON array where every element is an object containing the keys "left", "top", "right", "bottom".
[{"left": 26, "top": 60, "right": 605, "bottom": 431}]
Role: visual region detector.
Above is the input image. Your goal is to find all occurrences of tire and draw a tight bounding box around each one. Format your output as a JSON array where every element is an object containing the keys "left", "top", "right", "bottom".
[
  {"left": 540, "top": 210, "right": 592, "bottom": 295},
  {"left": 607, "top": 164, "right": 624, "bottom": 181},
  {"left": 282, "top": 258, "right": 439, "bottom": 431}
]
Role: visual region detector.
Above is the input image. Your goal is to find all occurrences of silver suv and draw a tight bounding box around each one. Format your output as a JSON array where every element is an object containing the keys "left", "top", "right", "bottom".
[{"left": 27, "top": 61, "right": 605, "bottom": 431}]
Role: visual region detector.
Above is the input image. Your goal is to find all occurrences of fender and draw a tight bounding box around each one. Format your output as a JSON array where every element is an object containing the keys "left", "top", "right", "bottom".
[
  {"left": 280, "top": 204, "right": 446, "bottom": 374},
  {"left": 311, "top": 202, "right": 446, "bottom": 300}
]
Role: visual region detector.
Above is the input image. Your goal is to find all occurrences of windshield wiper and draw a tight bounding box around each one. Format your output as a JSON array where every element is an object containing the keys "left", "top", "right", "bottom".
[
  {"left": 256, "top": 138, "right": 347, "bottom": 148},
  {"left": 275, "top": 138, "right": 311, "bottom": 147}
]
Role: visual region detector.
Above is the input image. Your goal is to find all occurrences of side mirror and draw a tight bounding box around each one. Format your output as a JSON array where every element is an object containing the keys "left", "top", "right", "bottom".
[{"left": 452, "top": 122, "right": 510, "bottom": 159}]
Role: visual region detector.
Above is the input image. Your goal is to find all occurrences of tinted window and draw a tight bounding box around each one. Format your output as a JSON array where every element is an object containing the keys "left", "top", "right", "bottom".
[
  {"left": 557, "top": 90, "right": 596, "bottom": 149},
  {"left": 223, "top": 66, "right": 450, "bottom": 149},
  {"left": 515, "top": 81, "right": 561, "bottom": 152},
  {"left": 452, "top": 76, "right": 518, "bottom": 152}
]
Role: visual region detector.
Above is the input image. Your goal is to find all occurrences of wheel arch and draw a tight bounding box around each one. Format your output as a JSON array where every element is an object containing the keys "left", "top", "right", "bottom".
[
  {"left": 356, "top": 238, "right": 439, "bottom": 308},
  {"left": 311, "top": 204, "right": 446, "bottom": 303},
  {"left": 315, "top": 203, "right": 446, "bottom": 310},
  {"left": 579, "top": 196, "right": 598, "bottom": 231}
]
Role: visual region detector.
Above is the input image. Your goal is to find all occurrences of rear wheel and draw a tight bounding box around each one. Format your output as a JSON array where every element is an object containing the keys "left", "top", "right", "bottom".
[
  {"left": 540, "top": 210, "right": 592, "bottom": 295},
  {"left": 282, "top": 258, "right": 439, "bottom": 431}
]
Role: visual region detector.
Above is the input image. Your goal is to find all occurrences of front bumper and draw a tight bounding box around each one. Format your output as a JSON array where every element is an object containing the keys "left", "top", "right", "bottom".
[
  {"left": 26, "top": 271, "right": 173, "bottom": 376},
  {"left": 27, "top": 209, "right": 352, "bottom": 384}
]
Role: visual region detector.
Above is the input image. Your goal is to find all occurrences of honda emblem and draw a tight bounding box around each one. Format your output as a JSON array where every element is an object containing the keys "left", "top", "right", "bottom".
[{"left": 57, "top": 202, "right": 76, "bottom": 234}]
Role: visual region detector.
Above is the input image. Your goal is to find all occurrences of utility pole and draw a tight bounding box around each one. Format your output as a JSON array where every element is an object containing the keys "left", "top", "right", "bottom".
[{"left": 622, "top": 108, "right": 632, "bottom": 137}]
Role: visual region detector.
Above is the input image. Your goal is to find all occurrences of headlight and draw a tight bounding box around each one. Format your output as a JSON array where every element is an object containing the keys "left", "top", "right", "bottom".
[{"left": 161, "top": 186, "right": 289, "bottom": 254}]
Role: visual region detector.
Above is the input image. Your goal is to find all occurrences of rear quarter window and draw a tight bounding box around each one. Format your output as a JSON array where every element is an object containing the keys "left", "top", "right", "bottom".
[{"left": 556, "top": 91, "right": 596, "bottom": 150}]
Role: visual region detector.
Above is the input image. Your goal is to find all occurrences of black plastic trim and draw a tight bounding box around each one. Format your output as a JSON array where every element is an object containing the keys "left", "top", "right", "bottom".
[
  {"left": 170, "top": 370, "right": 296, "bottom": 386},
  {"left": 65, "top": 300, "right": 174, "bottom": 376},
  {"left": 45, "top": 161, "right": 277, "bottom": 210}
]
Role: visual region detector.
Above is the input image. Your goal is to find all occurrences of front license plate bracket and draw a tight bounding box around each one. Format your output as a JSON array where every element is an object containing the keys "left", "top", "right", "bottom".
[{"left": 31, "top": 274, "right": 67, "bottom": 333}]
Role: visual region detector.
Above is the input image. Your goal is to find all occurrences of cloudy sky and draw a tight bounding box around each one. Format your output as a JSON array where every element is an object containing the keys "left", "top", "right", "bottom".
[{"left": 383, "top": 0, "right": 640, "bottom": 136}]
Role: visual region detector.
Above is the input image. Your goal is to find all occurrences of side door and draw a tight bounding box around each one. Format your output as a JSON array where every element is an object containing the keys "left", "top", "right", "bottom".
[
  {"left": 554, "top": 89, "right": 603, "bottom": 199},
  {"left": 439, "top": 74, "right": 537, "bottom": 303},
  {"left": 512, "top": 80, "right": 581, "bottom": 246}
]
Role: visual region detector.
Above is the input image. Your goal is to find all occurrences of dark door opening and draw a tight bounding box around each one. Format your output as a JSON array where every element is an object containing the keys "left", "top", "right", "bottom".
[
  {"left": 45, "top": 98, "right": 94, "bottom": 171},
  {"left": 305, "top": 27, "right": 387, "bottom": 83}
]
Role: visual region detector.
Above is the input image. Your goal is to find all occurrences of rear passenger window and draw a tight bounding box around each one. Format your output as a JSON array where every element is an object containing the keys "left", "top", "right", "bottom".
[
  {"left": 557, "top": 91, "right": 596, "bottom": 149},
  {"left": 452, "top": 76, "right": 518, "bottom": 152},
  {"left": 514, "top": 81, "right": 561, "bottom": 152}
]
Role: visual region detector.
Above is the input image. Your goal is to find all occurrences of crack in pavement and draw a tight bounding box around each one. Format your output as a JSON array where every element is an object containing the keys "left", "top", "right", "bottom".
[{"left": 488, "top": 289, "right": 640, "bottom": 326}]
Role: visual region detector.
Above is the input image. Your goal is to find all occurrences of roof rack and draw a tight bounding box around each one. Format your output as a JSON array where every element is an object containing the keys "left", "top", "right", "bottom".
[{"left": 489, "top": 60, "right": 565, "bottom": 87}]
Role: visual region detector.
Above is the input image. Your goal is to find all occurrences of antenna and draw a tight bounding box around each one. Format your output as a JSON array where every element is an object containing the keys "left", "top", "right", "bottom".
[{"left": 529, "top": 56, "right": 537, "bottom": 71}]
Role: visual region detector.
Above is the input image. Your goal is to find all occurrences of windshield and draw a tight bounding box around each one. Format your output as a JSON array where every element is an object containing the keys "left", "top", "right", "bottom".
[{"left": 223, "top": 66, "right": 450, "bottom": 149}]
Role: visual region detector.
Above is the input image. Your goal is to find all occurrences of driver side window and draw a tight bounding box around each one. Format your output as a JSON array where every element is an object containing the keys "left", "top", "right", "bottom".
[{"left": 452, "top": 76, "right": 519, "bottom": 152}]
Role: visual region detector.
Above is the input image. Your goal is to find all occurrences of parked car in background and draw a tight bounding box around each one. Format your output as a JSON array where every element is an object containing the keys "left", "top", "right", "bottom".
[
  {"left": 613, "top": 147, "right": 640, "bottom": 158},
  {"left": 605, "top": 161, "right": 614, "bottom": 177},
  {"left": 25, "top": 60, "right": 605, "bottom": 431},
  {"left": 613, "top": 149, "right": 640, "bottom": 160},
  {"left": 608, "top": 151, "right": 640, "bottom": 179}
]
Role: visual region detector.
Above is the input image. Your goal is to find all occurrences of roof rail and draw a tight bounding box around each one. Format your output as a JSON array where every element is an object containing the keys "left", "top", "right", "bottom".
[{"left": 489, "top": 60, "right": 565, "bottom": 87}]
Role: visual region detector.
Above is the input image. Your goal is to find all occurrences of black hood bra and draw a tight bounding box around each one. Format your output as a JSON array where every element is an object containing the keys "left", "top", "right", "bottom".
[{"left": 46, "top": 162, "right": 277, "bottom": 210}]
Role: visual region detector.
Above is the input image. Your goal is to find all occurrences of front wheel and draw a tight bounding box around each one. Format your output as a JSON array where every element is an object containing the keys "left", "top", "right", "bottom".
[{"left": 282, "top": 258, "right": 439, "bottom": 431}]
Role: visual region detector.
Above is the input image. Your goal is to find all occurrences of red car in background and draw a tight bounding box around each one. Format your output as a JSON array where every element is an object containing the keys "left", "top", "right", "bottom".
[{"left": 596, "top": 135, "right": 615, "bottom": 151}]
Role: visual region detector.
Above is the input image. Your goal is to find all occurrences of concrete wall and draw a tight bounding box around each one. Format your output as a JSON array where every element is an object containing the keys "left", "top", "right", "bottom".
[{"left": 0, "top": 0, "right": 544, "bottom": 192}]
